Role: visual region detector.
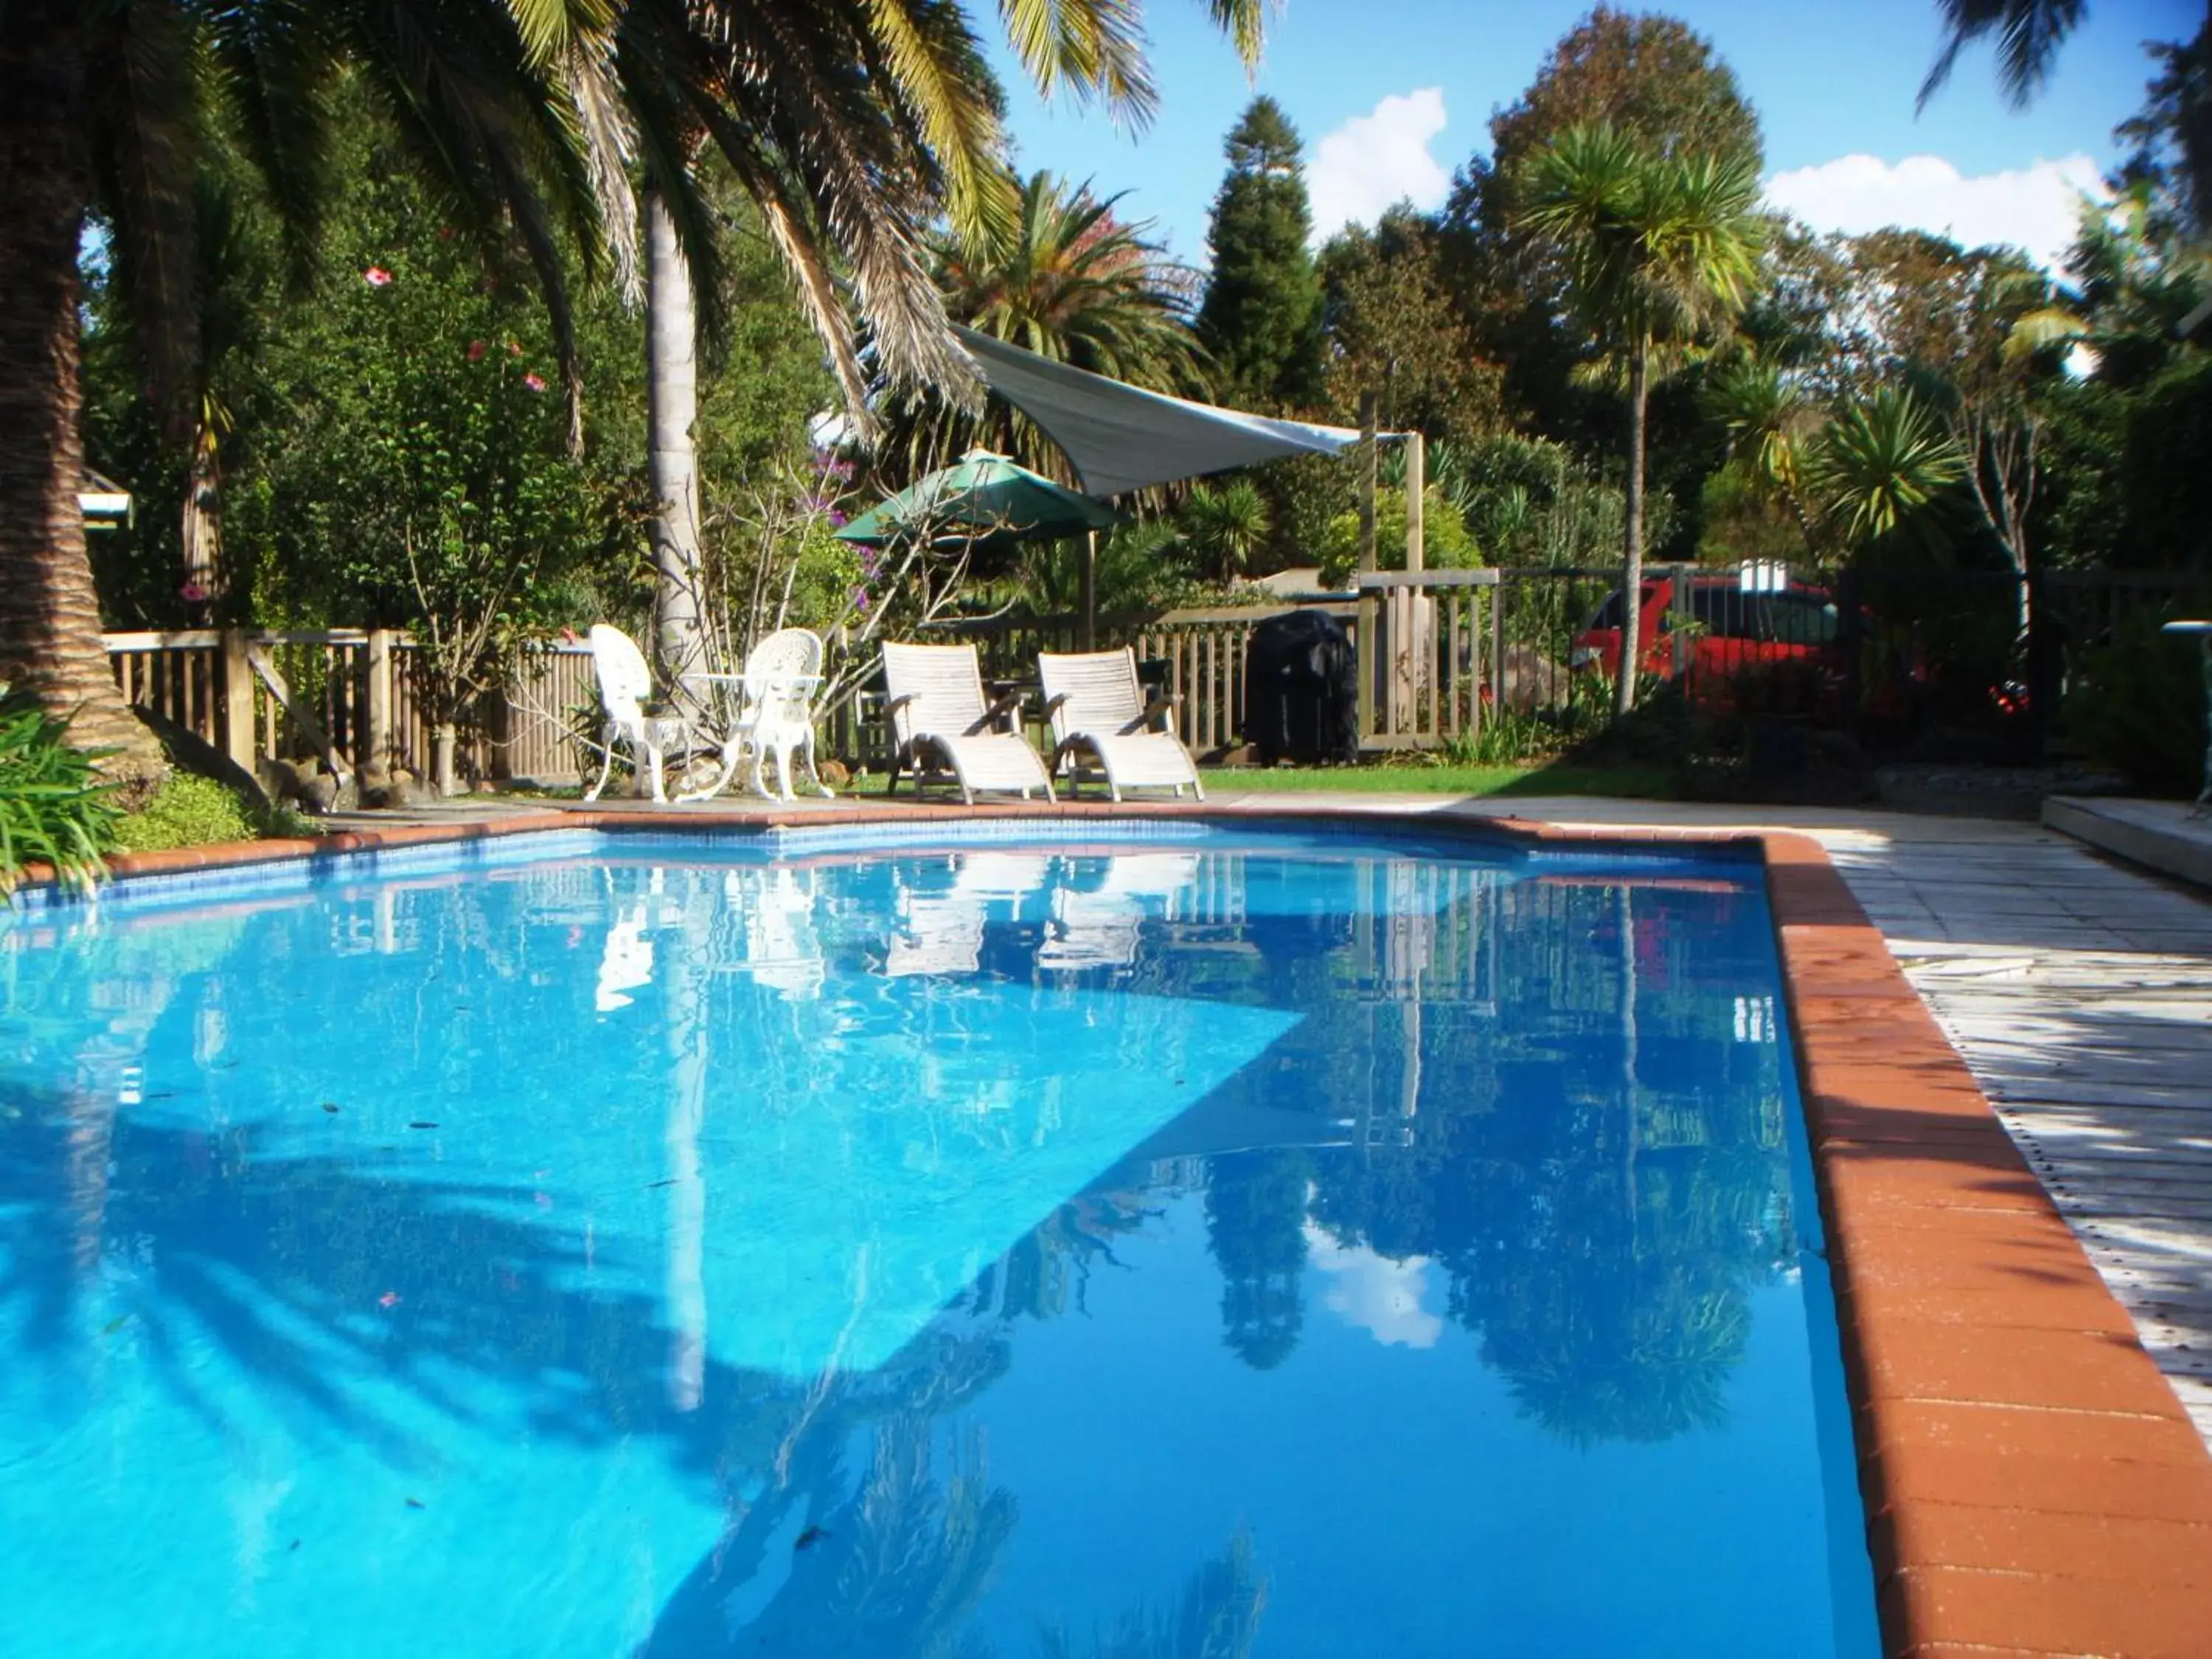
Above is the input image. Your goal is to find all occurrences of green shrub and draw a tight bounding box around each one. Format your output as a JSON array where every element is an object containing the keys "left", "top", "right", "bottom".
[
  {"left": 0, "top": 685, "right": 120, "bottom": 897},
  {"left": 114, "top": 773, "right": 316, "bottom": 853},
  {"left": 2063, "top": 609, "right": 2209, "bottom": 798}
]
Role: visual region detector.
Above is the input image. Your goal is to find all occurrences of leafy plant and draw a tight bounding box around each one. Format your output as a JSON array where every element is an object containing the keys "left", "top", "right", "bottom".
[
  {"left": 0, "top": 686, "right": 119, "bottom": 897},
  {"left": 111, "top": 773, "right": 313, "bottom": 854},
  {"left": 1181, "top": 481, "right": 1272, "bottom": 582},
  {"left": 2063, "top": 608, "right": 2210, "bottom": 797}
]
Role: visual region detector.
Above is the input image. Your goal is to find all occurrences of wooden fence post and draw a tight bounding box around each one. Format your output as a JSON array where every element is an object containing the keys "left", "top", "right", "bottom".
[
  {"left": 364, "top": 628, "right": 395, "bottom": 774},
  {"left": 220, "top": 628, "right": 257, "bottom": 773}
]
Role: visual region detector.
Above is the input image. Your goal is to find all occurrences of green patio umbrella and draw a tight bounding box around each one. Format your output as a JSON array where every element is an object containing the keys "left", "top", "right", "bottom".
[{"left": 835, "top": 450, "right": 1121, "bottom": 557}]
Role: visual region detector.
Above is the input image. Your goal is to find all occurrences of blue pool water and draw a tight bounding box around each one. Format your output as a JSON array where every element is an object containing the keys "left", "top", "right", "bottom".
[{"left": 0, "top": 827, "right": 1879, "bottom": 1657}]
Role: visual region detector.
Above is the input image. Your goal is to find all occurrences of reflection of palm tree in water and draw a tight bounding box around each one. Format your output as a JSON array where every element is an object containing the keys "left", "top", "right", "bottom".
[
  {"left": 1203, "top": 1150, "right": 1312, "bottom": 1371},
  {"left": 1036, "top": 1531, "right": 1269, "bottom": 1659}
]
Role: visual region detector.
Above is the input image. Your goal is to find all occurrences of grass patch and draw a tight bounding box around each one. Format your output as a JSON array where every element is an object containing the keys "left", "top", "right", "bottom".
[{"left": 1198, "top": 763, "right": 1675, "bottom": 798}]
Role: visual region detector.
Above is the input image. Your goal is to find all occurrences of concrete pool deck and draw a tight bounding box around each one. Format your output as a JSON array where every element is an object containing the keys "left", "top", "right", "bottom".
[{"left": 23, "top": 790, "right": 2212, "bottom": 1655}]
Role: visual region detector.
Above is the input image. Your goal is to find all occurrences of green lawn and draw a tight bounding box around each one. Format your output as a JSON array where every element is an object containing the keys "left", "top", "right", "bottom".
[{"left": 1197, "top": 762, "right": 1674, "bottom": 798}]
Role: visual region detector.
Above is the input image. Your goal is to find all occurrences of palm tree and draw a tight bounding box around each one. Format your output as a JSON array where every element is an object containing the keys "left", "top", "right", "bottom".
[
  {"left": 881, "top": 170, "right": 1211, "bottom": 484},
  {"left": 1180, "top": 479, "right": 1269, "bottom": 583},
  {"left": 1801, "top": 387, "right": 1966, "bottom": 554},
  {"left": 4, "top": 0, "right": 1270, "bottom": 766},
  {"left": 1511, "top": 125, "right": 1764, "bottom": 713},
  {"left": 4, "top": 0, "right": 633, "bottom": 773}
]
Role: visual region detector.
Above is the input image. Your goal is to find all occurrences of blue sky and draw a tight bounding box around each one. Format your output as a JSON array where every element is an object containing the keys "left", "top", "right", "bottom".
[{"left": 983, "top": 0, "right": 2202, "bottom": 274}]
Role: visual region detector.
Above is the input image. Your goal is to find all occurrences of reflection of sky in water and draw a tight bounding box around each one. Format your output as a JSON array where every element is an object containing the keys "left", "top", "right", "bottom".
[
  {"left": 1304, "top": 1219, "right": 1444, "bottom": 1349},
  {"left": 0, "top": 831, "right": 1877, "bottom": 1658}
]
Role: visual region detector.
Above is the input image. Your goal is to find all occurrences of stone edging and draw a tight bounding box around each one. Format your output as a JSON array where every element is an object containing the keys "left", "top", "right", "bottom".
[{"left": 19, "top": 799, "right": 2212, "bottom": 1655}]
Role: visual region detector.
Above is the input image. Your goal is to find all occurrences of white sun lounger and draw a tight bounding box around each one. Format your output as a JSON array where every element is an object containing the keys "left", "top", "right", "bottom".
[
  {"left": 1037, "top": 647, "right": 1204, "bottom": 802},
  {"left": 885, "top": 852, "right": 1057, "bottom": 977},
  {"left": 880, "top": 642, "right": 1055, "bottom": 804},
  {"left": 1038, "top": 850, "right": 1202, "bottom": 970}
]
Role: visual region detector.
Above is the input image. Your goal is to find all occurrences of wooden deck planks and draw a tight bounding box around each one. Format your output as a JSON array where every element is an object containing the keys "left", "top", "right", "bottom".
[{"left": 1824, "top": 821, "right": 2212, "bottom": 1449}]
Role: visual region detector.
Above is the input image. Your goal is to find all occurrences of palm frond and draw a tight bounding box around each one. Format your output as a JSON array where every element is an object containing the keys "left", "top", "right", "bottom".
[
  {"left": 2002, "top": 304, "right": 2087, "bottom": 362},
  {"left": 1804, "top": 387, "right": 1965, "bottom": 547},
  {"left": 202, "top": 0, "right": 338, "bottom": 291},
  {"left": 89, "top": 0, "right": 205, "bottom": 440},
  {"left": 997, "top": 0, "right": 1157, "bottom": 125},
  {"left": 1203, "top": 0, "right": 1275, "bottom": 68},
  {"left": 858, "top": 0, "right": 1015, "bottom": 246},
  {"left": 1918, "top": 0, "right": 2088, "bottom": 111},
  {"left": 562, "top": 29, "right": 640, "bottom": 304}
]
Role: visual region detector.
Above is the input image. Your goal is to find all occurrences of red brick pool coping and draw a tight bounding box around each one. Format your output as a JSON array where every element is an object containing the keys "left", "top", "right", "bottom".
[{"left": 24, "top": 801, "right": 2212, "bottom": 1655}]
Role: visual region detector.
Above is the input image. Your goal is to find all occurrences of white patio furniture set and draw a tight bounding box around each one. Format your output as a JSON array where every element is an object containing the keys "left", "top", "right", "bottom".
[
  {"left": 583, "top": 625, "right": 833, "bottom": 804},
  {"left": 582, "top": 630, "right": 1205, "bottom": 807}
]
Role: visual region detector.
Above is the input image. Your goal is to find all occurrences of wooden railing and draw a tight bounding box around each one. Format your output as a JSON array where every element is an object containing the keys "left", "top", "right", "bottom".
[
  {"left": 1355, "top": 569, "right": 1498, "bottom": 751},
  {"left": 103, "top": 628, "right": 594, "bottom": 787}
]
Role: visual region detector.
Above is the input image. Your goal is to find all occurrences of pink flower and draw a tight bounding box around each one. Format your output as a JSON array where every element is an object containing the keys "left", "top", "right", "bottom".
[
  {"left": 523, "top": 372, "right": 546, "bottom": 392},
  {"left": 507, "top": 339, "right": 522, "bottom": 357},
  {"left": 178, "top": 580, "right": 210, "bottom": 604},
  {"left": 363, "top": 266, "right": 393, "bottom": 288},
  {"left": 467, "top": 339, "right": 487, "bottom": 362}
]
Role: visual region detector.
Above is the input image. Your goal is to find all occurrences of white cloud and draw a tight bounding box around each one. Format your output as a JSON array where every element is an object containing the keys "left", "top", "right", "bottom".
[
  {"left": 1304, "top": 1222, "right": 1443, "bottom": 1349},
  {"left": 1762, "top": 153, "right": 2107, "bottom": 276},
  {"left": 1307, "top": 88, "right": 1453, "bottom": 244}
]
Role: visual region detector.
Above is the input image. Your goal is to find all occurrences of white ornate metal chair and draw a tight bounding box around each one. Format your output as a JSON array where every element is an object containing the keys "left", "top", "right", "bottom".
[
  {"left": 880, "top": 641, "right": 1055, "bottom": 804},
  {"left": 1037, "top": 647, "right": 1204, "bottom": 801},
  {"left": 677, "top": 628, "right": 832, "bottom": 802},
  {"left": 583, "top": 625, "right": 697, "bottom": 803}
]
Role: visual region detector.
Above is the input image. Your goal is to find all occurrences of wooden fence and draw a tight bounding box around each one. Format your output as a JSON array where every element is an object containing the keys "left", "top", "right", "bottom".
[{"left": 105, "top": 628, "right": 596, "bottom": 787}]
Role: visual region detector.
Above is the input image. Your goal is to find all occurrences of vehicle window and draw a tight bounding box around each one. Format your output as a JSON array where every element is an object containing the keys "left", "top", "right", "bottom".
[
  {"left": 1584, "top": 585, "right": 1665, "bottom": 633},
  {"left": 1686, "top": 586, "right": 1759, "bottom": 639},
  {"left": 1769, "top": 594, "right": 1840, "bottom": 645}
]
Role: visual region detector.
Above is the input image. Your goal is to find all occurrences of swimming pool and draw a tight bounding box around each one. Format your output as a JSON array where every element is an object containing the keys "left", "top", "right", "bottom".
[{"left": 0, "top": 825, "right": 1879, "bottom": 1657}]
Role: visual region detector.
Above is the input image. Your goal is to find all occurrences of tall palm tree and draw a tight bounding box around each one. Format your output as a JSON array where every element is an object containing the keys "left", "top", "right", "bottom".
[
  {"left": 3, "top": 0, "right": 630, "bottom": 772},
  {"left": 880, "top": 169, "right": 1209, "bottom": 482},
  {"left": 608, "top": 5, "right": 1261, "bottom": 677},
  {"left": 4, "top": 0, "right": 1272, "bottom": 765},
  {"left": 1511, "top": 124, "right": 1764, "bottom": 714}
]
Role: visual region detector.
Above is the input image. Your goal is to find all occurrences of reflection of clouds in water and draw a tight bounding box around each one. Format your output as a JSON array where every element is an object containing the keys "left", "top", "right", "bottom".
[{"left": 1302, "top": 1222, "right": 1441, "bottom": 1349}]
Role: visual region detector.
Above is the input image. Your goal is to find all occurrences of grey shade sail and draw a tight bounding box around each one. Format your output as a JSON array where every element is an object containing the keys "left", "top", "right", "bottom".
[{"left": 953, "top": 326, "right": 1361, "bottom": 498}]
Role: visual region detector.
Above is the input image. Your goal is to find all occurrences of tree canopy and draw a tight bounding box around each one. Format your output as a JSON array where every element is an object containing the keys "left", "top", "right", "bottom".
[{"left": 1197, "top": 96, "right": 1326, "bottom": 413}]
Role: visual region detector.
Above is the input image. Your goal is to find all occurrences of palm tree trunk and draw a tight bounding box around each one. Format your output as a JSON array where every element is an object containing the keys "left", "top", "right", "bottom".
[
  {"left": 0, "top": 7, "right": 161, "bottom": 773},
  {"left": 646, "top": 184, "right": 707, "bottom": 690},
  {"left": 181, "top": 426, "right": 220, "bottom": 624},
  {"left": 1615, "top": 340, "right": 1650, "bottom": 718}
]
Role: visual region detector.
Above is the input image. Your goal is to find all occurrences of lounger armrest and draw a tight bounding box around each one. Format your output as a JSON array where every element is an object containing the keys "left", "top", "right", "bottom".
[
  {"left": 1040, "top": 692, "right": 1071, "bottom": 719},
  {"left": 880, "top": 692, "right": 918, "bottom": 718},
  {"left": 978, "top": 688, "right": 1026, "bottom": 731},
  {"left": 1125, "top": 692, "right": 1180, "bottom": 732}
]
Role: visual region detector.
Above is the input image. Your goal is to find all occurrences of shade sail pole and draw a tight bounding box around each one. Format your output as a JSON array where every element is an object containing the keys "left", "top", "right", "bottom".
[{"left": 1079, "top": 532, "right": 1097, "bottom": 651}]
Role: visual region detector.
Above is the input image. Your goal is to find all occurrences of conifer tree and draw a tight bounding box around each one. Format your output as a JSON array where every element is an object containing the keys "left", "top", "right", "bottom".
[{"left": 1197, "top": 97, "right": 1325, "bottom": 412}]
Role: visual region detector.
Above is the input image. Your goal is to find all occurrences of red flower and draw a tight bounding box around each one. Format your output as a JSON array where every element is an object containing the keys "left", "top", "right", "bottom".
[
  {"left": 363, "top": 266, "right": 394, "bottom": 288},
  {"left": 467, "top": 339, "right": 487, "bottom": 361},
  {"left": 523, "top": 372, "right": 546, "bottom": 392}
]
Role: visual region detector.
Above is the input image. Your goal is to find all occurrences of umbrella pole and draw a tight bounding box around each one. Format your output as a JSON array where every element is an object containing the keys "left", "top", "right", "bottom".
[{"left": 1079, "top": 531, "right": 1097, "bottom": 651}]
